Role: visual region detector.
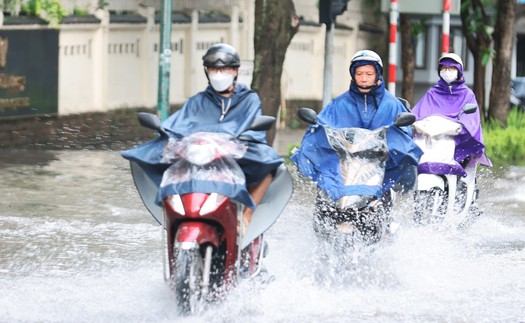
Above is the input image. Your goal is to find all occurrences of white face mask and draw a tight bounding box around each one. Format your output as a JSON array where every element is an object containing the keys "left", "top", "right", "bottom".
[
  {"left": 209, "top": 72, "right": 234, "bottom": 92},
  {"left": 440, "top": 69, "right": 459, "bottom": 84}
]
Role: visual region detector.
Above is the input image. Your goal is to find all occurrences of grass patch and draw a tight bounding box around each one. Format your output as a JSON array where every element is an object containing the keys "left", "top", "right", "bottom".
[
  {"left": 283, "top": 143, "right": 300, "bottom": 164},
  {"left": 483, "top": 108, "right": 525, "bottom": 166}
]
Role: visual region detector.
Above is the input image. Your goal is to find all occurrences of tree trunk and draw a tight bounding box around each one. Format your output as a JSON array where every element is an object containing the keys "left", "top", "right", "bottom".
[
  {"left": 251, "top": 0, "right": 299, "bottom": 145},
  {"left": 460, "top": 0, "right": 493, "bottom": 121},
  {"left": 472, "top": 56, "right": 486, "bottom": 119},
  {"left": 400, "top": 13, "right": 415, "bottom": 107},
  {"left": 488, "top": 0, "right": 516, "bottom": 125}
]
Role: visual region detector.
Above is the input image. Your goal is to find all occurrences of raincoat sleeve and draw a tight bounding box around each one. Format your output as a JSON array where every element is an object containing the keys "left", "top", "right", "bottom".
[
  {"left": 290, "top": 122, "right": 360, "bottom": 200},
  {"left": 290, "top": 123, "right": 340, "bottom": 183},
  {"left": 384, "top": 126, "right": 422, "bottom": 193}
]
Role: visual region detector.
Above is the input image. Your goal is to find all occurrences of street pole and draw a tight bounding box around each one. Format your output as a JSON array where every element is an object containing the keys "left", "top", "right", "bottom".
[
  {"left": 0, "top": 0, "right": 3, "bottom": 27},
  {"left": 388, "top": 0, "right": 398, "bottom": 94},
  {"left": 157, "top": 0, "right": 172, "bottom": 121},
  {"left": 322, "top": 23, "right": 334, "bottom": 108},
  {"left": 442, "top": 0, "right": 450, "bottom": 56}
]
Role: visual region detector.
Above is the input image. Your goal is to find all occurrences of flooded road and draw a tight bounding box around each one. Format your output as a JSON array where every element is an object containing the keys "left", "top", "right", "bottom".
[{"left": 1, "top": 150, "right": 524, "bottom": 322}]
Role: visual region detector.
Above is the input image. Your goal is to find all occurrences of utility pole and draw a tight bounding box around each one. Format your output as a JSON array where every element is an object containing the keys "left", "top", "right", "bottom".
[
  {"left": 442, "top": 0, "right": 450, "bottom": 56},
  {"left": 388, "top": 0, "right": 398, "bottom": 94},
  {"left": 319, "top": 0, "right": 349, "bottom": 108},
  {"left": 0, "top": 0, "right": 4, "bottom": 27},
  {"left": 157, "top": 0, "right": 172, "bottom": 121},
  {"left": 323, "top": 24, "right": 334, "bottom": 108}
]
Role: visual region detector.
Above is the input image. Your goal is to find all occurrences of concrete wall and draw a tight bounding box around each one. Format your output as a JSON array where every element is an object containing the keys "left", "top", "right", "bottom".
[
  {"left": 2, "top": 0, "right": 384, "bottom": 117},
  {"left": 59, "top": 25, "right": 101, "bottom": 114}
]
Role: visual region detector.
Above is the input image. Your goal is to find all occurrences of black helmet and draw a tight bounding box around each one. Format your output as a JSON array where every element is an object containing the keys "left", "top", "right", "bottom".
[{"left": 202, "top": 43, "right": 241, "bottom": 68}]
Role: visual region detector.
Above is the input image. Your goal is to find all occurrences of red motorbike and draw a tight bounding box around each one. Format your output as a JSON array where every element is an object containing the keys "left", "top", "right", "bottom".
[{"left": 128, "top": 113, "right": 292, "bottom": 314}]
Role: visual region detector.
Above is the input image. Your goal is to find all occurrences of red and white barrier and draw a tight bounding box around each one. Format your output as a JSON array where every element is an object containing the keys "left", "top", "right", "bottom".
[
  {"left": 442, "top": 0, "right": 450, "bottom": 56},
  {"left": 388, "top": 0, "right": 398, "bottom": 94}
]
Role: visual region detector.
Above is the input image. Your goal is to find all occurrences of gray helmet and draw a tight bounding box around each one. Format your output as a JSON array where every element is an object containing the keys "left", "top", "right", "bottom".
[{"left": 202, "top": 43, "right": 241, "bottom": 68}]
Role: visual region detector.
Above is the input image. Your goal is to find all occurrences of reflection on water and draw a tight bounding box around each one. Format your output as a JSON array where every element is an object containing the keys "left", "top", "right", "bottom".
[{"left": 1, "top": 150, "right": 524, "bottom": 322}]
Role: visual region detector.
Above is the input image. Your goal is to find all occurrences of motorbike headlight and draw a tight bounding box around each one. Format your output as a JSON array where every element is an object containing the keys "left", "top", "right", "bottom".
[
  {"left": 184, "top": 144, "right": 217, "bottom": 165},
  {"left": 200, "top": 193, "right": 228, "bottom": 215},
  {"left": 335, "top": 222, "right": 358, "bottom": 234},
  {"left": 167, "top": 194, "right": 185, "bottom": 215}
]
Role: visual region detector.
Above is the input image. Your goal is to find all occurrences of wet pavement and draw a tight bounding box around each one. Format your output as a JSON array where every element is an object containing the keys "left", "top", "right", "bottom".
[{"left": 273, "top": 127, "right": 305, "bottom": 156}]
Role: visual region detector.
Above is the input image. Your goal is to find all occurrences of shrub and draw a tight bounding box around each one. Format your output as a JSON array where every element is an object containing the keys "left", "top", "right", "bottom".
[{"left": 483, "top": 108, "right": 525, "bottom": 165}]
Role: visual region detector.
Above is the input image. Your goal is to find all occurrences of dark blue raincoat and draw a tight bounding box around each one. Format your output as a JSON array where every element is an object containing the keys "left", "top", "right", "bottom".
[
  {"left": 121, "top": 84, "right": 283, "bottom": 209},
  {"left": 291, "top": 81, "right": 423, "bottom": 201}
]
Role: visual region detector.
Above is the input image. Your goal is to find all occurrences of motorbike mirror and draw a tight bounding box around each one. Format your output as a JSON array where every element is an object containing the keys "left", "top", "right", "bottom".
[
  {"left": 298, "top": 107, "right": 318, "bottom": 124},
  {"left": 248, "top": 115, "right": 276, "bottom": 131},
  {"left": 397, "top": 97, "right": 411, "bottom": 111},
  {"left": 137, "top": 112, "right": 168, "bottom": 137},
  {"left": 394, "top": 112, "right": 416, "bottom": 127},
  {"left": 462, "top": 103, "right": 478, "bottom": 114}
]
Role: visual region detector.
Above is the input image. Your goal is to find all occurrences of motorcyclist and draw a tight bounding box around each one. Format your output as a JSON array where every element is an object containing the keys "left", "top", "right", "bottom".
[
  {"left": 411, "top": 53, "right": 491, "bottom": 168},
  {"left": 291, "top": 50, "right": 422, "bottom": 225},
  {"left": 122, "top": 43, "right": 282, "bottom": 232}
]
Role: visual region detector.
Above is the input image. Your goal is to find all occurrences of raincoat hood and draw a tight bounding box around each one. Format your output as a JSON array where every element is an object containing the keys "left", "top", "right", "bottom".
[
  {"left": 350, "top": 60, "right": 383, "bottom": 86},
  {"left": 439, "top": 58, "right": 464, "bottom": 81},
  {"left": 163, "top": 84, "right": 265, "bottom": 142}
]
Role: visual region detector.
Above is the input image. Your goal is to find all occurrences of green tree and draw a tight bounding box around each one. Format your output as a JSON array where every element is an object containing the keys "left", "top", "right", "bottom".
[
  {"left": 3, "top": 0, "right": 65, "bottom": 25},
  {"left": 460, "top": 0, "right": 494, "bottom": 120},
  {"left": 488, "top": 0, "right": 516, "bottom": 125},
  {"left": 399, "top": 13, "right": 417, "bottom": 106}
]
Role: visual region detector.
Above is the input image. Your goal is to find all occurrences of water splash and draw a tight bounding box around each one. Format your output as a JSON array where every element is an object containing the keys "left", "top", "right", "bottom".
[{"left": 1, "top": 151, "right": 524, "bottom": 322}]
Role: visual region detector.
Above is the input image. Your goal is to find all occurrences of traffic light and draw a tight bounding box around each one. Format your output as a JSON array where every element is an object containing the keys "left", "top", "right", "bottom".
[{"left": 319, "top": 0, "right": 349, "bottom": 29}]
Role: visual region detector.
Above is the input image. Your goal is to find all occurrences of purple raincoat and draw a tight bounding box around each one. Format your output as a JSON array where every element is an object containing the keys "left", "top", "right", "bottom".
[{"left": 412, "top": 59, "right": 491, "bottom": 167}]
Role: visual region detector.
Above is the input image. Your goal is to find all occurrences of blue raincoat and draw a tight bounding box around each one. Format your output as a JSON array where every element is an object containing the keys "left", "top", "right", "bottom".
[
  {"left": 291, "top": 81, "right": 423, "bottom": 201},
  {"left": 121, "top": 84, "right": 283, "bottom": 209}
]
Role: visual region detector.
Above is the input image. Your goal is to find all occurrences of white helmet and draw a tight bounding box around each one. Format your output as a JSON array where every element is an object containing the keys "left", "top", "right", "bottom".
[
  {"left": 349, "top": 50, "right": 383, "bottom": 78},
  {"left": 351, "top": 50, "right": 383, "bottom": 68},
  {"left": 439, "top": 53, "right": 463, "bottom": 69}
]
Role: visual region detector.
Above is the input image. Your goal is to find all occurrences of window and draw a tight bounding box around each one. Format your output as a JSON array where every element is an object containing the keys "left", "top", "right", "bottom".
[{"left": 414, "top": 28, "right": 427, "bottom": 69}]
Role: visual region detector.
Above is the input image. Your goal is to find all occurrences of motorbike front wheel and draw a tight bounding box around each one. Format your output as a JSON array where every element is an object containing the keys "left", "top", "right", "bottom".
[
  {"left": 413, "top": 188, "right": 447, "bottom": 225},
  {"left": 173, "top": 247, "right": 205, "bottom": 315}
]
